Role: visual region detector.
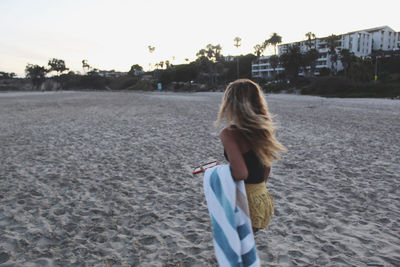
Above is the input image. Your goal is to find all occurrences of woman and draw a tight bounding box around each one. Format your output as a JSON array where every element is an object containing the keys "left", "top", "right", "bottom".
[{"left": 215, "top": 79, "right": 286, "bottom": 232}]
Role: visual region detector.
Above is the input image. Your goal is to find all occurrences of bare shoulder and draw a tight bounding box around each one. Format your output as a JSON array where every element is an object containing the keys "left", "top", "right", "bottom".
[
  {"left": 220, "top": 126, "right": 248, "bottom": 152},
  {"left": 219, "top": 127, "right": 236, "bottom": 140},
  {"left": 220, "top": 127, "right": 243, "bottom": 150}
]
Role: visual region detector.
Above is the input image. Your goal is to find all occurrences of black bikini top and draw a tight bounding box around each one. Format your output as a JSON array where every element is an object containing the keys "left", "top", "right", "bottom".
[{"left": 224, "top": 149, "right": 266, "bottom": 184}]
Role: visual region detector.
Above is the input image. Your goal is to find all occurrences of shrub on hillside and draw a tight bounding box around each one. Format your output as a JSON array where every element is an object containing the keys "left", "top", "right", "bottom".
[
  {"left": 262, "top": 82, "right": 290, "bottom": 93},
  {"left": 291, "top": 76, "right": 312, "bottom": 87},
  {"left": 318, "top": 68, "right": 330, "bottom": 76},
  {"left": 59, "top": 74, "right": 110, "bottom": 90},
  {"left": 41, "top": 79, "right": 61, "bottom": 91},
  {"left": 301, "top": 76, "right": 356, "bottom": 96},
  {"left": 126, "top": 79, "right": 155, "bottom": 91},
  {"left": 109, "top": 76, "right": 140, "bottom": 90},
  {"left": 361, "top": 81, "right": 400, "bottom": 98}
]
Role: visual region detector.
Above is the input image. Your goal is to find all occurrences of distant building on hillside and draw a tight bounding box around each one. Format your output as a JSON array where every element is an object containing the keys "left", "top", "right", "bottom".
[
  {"left": 98, "top": 70, "right": 127, "bottom": 78},
  {"left": 224, "top": 56, "right": 235, "bottom": 62},
  {"left": 252, "top": 26, "right": 400, "bottom": 79}
]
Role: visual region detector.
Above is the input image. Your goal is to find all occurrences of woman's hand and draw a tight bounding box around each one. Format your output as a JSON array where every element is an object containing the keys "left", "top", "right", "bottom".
[{"left": 200, "top": 165, "right": 205, "bottom": 173}]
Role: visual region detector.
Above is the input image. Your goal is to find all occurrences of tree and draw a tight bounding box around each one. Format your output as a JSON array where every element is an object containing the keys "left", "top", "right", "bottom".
[
  {"left": 148, "top": 45, "right": 155, "bottom": 53},
  {"left": 305, "top": 32, "right": 316, "bottom": 49},
  {"left": 303, "top": 49, "right": 319, "bottom": 76},
  {"left": 48, "top": 58, "right": 68, "bottom": 75},
  {"left": 148, "top": 45, "right": 155, "bottom": 71},
  {"left": 265, "top": 33, "right": 282, "bottom": 55},
  {"left": 280, "top": 44, "right": 302, "bottom": 79},
  {"left": 128, "top": 64, "right": 144, "bottom": 76},
  {"left": 269, "top": 55, "right": 279, "bottom": 79},
  {"left": 196, "top": 44, "right": 223, "bottom": 62},
  {"left": 348, "top": 57, "right": 374, "bottom": 82},
  {"left": 82, "top": 59, "right": 91, "bottom": 74},
  {"left": 339, "top": 49, "right": 357, "bottom": 78},
  {"left": 196, "top": 44, "right": 224, "bottom": 85},
  {"left": 0, "top": 72, "right": 16, "bottom": 79},
  {"left": 326, "top": 34, "right": 341, "bottom": 75},
  {"left": 253, "top": 44, "right": 265, "bottom": 78},
  {"left": 234, "top": 37, "right": 242, "bottom": 78},
  {"left": 253, "top": 44, "right": 264, "bottom": 58},
  {"left": 25, "top": 64, "right": 47, "bottom": 89}
]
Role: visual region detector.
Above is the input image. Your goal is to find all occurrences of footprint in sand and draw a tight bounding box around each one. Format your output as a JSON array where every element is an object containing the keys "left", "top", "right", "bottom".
[
  {"left": 139, "top": 235, "right": 159, "bottom": 246},
  {"left": 89, "top": 234, "right": 107, "bottom": 243},
  {"left": 53, "top": 208, "right": 66, "bottom": 216},
  {"left": 185, "top": 233, "right": 200, "bottom": 243},
  {"left": 291, "top": 235, "right": 303, "bottom": 242},
  {"left": 138, "top": 212, "right": 159, "bottom": 226},
  {"left": 0, "top": 252, "right": 10, "bottom": 264},
  {"left": 30, "top": 190, "right": 42, "bottom": 197},
  {"left": 63, "top": 223, "right": 78, "bottom": 233}
]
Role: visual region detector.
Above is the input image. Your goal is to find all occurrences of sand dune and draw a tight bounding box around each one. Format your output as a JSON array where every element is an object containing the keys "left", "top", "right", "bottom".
[{"left": 0, "top": 91, "right": 399, "bottom": 266}]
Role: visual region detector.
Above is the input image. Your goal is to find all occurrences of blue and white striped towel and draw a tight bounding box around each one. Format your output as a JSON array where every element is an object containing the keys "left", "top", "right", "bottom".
[{"left": 203, "top": 164, "right": 260, "bottom": 267}]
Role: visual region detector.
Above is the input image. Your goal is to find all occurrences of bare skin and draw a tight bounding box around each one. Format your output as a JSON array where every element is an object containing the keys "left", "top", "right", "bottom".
[
  {"left": 220, "top": 127, "right": 270, "bottom": 233},
  {"left": 220, "top": 127, "right": 270, "bottom": 182}
]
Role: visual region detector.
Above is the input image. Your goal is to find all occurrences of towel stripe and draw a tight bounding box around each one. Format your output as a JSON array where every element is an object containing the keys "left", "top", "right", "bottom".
[
  {"left": 237, "top": 224, "right": 251, "bottom": 241},
  {"left": 204, "top": 165, "right": 260, "bottom": 267},
  {"left": 242, "top": 247, "right": 257, "bottom": 266},
  {"left": 209, "top": 168, "right": 236, "bottom": 229},
  {"left": 211, "top": 215, "right": 240, "bottom": 267}
]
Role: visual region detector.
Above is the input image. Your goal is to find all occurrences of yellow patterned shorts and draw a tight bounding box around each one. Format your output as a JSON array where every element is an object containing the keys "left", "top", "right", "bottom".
[{"left": 245, "top": 182, "right": 274, "bottom": 230}]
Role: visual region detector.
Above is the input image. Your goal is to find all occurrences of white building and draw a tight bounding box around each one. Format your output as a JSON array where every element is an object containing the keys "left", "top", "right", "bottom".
[
  {"left": 252, "top": 26, "right": 400, "bottom": 79},
  {"left": 98, "top": 70, "right": 127, "bottom": 78}
]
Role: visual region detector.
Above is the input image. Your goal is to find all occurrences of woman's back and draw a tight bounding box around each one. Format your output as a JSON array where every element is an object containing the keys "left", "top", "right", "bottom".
[
  {"left": 216, "top": 78, "right": 285, "bottom": 231},
  {"left": 224, "top": 149, "right": 266, "bottom": 184}
]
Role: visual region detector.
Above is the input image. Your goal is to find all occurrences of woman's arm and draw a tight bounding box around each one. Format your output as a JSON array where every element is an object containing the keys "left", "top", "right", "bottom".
[
  {"left": 264, "top": 167, "right": 271, "bottom": 183},
  {"left": 220, "top": 128, "right": 248, "bottom": 181}
]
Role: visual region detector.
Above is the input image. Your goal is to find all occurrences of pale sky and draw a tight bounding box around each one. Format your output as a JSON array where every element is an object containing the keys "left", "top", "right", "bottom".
[{"left": 1, "top": 0, "right": 399, "bottom": 76}]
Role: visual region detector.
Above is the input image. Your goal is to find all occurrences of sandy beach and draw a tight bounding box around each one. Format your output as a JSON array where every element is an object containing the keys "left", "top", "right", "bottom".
[{"left": 0, "top": 91, "right": 399, "bottom": 266}]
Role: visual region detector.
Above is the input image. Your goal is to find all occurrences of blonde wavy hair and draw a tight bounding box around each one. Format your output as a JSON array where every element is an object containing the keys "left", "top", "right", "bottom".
[{"left": 215, "top": 79, "right": 286, "bottom": 167}]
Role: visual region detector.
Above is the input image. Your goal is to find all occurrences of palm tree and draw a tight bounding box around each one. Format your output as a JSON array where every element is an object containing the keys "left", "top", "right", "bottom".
[
  {"left": 339, "top": 49, "right": 356, "bottom": 78},
  {"left": 197, "top": 44, "right": 223, "bottom": 63},
  {"left": 266, "top": 33, "right": 282, "bottom": 55},
  {"left": 148, "top": 45, "right": 155, "bottom": 53},
  {"left": 25, "top": 64, "right": 47, "bottom": 89},
  {"left": 148, "top": 45, "right": 155, "bottom": 71},
  {"left": 196, "top": 44, "right": 224, "bottom": 85},
  {"left": 253, "top": 44, "right": 265, "bottom": 78},
  {"left": 82, "top": 59, "right": 91, "bottom": 74},
  {"left": 234, "top": 37, "right": 242, "bottom": 78},
  {"left": 269, "top": 55, "right": 279, "bottom": 79},
  {"left": 280, "top": 44, "right": 302, "bottom": 79},
  {"left": 305, "top": 32, "right": 316, "bottom": 49},
  {"left": 326, "top": 34, "right": 341, "bottom": 75},
  {"left": 304, "top": 49, "right": 319, "bottom": 76}
]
